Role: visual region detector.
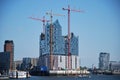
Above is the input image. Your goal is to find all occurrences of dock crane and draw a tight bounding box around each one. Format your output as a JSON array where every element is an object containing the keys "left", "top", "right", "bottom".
[
  {"left": 63, "top": 5, "right": 82, "bottom": 70},
  {"left": 46, "top": 10, "right": 65, "bottom": 70},
  {"left": 29, "top": 16, "right": 49, "bottom": 34},
  {"left": 29, "top": 16, "right": 49, "bottom": 65}
]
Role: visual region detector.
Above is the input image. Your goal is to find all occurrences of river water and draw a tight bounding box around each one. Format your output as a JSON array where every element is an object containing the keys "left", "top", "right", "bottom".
[{"left": 10, "top": 75, "right": 120, "bottom": 80}]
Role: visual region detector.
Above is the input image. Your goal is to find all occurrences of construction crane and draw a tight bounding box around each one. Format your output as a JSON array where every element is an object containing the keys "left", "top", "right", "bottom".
[
  {"left": 63, "top": 5, "right": 82, "bottom": 70},
  {"left": 29, "top": 16, "right": 49, "bottom": 33},
  {"left": 46, "top": 10, "right": 65, "bottom": 70},
  {"left": 46, "top": 10, "right": 65, "bottom": 24}
]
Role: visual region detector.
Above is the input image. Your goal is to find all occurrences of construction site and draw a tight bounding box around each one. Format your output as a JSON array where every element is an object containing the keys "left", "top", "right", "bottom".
[{"left": 29, "top": 5, "right": 90, "bottom": 76}]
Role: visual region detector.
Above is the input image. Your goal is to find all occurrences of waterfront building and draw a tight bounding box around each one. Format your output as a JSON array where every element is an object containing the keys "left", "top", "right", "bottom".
[
  {"left": 109, "top": 61, "right": 120, "bottom": 70},
  {"left": 39, "top": 33, "right": 45, "bottom": 56},
  {"left": 4, "top": 40, "right": 14, "bottom": 71},
  {"left": 39, "top": 55, "right": 79, "bottom": 70},
  {"left": 39, "top": 20, "right": 79, "bottom": 70},
  {"left": 21, "top": 57, "right": 32, "bottom": 70},
  {"left": 99, "top": 52, "right": 110, "bottom": 70},
  {"left": 21, "top": 57, "right": 38, "bottom": 70},
  {"left": 14, "top": 60, "right": 22, "bottom": 70},
  {"left": 44, "top": 20, "right": 64, "bottom": 55},
  {"left": 0, "top": 52, "right": 10, "bottom": 74},
  {"left": 31, "top": 58, "right": 39, "bottom": 68},
  {"left": 65, "top": 33, "right": 79, "bottom": 56}
]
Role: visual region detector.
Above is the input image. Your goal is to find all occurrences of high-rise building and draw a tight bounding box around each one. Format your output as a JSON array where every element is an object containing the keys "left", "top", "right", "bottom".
[
  {"left": 39, "top": 20, "right": 79, "bottom": 70},
  {"left": 4, "top": 40, "right": 14, "bottom": 71},
  {"left": 99, "top": 52, "right": 110, "bottom": 70},
  {"left": 0, "top": 52, "right": 10, "bottom": 74}
]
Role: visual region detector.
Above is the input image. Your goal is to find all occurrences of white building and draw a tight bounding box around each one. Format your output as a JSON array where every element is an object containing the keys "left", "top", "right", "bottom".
[
  {"left": 109, "top": 61, "right": 120, "bottom": 70},
  {"left": 39, "top": 55, "right": 79, "bottom": 70}
]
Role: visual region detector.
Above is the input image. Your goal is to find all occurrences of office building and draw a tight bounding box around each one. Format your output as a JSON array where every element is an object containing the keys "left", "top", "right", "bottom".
[
  {"left": 14, "top": 60, "right": 22, "bottom": 70},
  {"left": 31, "top": 58, "right": 39, "bottom": 67},
  {"left": 109, "top": 61, "right": 120, "bottom": 70},
  {"left": 99, "top": 52, "right": 110, "bottom": 70},
  {"left": 4, "top": 40, "right": 14, "bottom": 71},
  {"left": 21, "top": 57, "right": 38, "bottom": 70},
  {"left": 0, "top": 52, "right": 10, "bottom": 74},
  {"left": 21, "top": 57, "right": 31, "bottom": 70}
]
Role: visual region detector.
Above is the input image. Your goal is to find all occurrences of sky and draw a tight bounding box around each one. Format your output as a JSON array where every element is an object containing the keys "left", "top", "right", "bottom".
[{"left": 0, "top": 0, "right": 120, "bottom": 68}]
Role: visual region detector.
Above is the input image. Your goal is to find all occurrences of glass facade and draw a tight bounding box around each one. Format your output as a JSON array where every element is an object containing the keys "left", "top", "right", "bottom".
[
  {"left": 65, "top": 33, "right": 79, "bottom": 55},
  {"left": 40, "top": 20, "right": 78, "bottom": 56},
  {"left": 0, "top": 52, "right": 10, "bottom": 74},
  {"left": 99, "top": 52, "right": 110, "bottom": 70}
]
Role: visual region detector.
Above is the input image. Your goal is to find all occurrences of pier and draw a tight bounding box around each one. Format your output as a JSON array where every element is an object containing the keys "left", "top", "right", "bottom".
[{"left": 49, "top": 70, "right": 90, "bottom": 76}]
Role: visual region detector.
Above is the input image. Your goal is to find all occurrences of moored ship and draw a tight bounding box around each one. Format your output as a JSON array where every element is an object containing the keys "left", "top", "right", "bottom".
[{"left": 9, "top": 70, "right": 31, "bottom": 79}]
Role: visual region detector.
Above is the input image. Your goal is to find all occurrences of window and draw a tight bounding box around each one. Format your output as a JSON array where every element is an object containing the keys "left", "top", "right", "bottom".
[{"left": 60, "top": 56, "right": 62, "bottom": 62}]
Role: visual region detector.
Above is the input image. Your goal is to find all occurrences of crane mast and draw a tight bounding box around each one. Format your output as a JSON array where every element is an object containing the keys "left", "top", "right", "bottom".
[
  {"left": 63, "top": 5, "right": 81, "bottom": 70},
  {"left": 46, "top": 10, "right": 64, "bottom": 70}
]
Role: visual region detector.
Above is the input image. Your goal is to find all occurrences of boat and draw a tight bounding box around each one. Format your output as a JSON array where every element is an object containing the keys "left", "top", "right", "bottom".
[
  {"left": 112, "top": 70, "right": 120, "bottom": 75},
  {"left": 0, "top": 75, "right": 9, "bottom": 80},
  {"left": 9, "top": 70, "right": 31, "bottom": 79}
]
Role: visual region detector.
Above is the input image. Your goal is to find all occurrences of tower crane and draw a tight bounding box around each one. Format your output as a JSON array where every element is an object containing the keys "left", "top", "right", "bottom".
[
  {"left": 46, "top": 10, "right": 65, "bottom": 24},
  {"left": 29, "top": 16, "right": 49, "bottom": 34},
  {"left": 29, "top": 16, "right": 49, "bottom": 64},
  {"left": 63, "top": 5, "right": 82, "bottom": 70},
  {"left": 46, "top": 10, "right": 65, "bottom": 70}
]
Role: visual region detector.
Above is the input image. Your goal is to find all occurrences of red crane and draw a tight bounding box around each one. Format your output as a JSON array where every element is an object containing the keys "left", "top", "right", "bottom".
[
  {"left": 46, "top": 10, "right": 65, "bottom": 70},
  {"left": 29, "top": 16, "right": 49, "bottom": 33},
  {"left": 63, "top": 5, "right": 82, "bottom": 70}
]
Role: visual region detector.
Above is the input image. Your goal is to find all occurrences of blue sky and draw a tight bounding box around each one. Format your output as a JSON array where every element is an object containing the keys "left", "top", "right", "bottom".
[{"left": 0, "top": 0, "right": 120, "bottom": 68}]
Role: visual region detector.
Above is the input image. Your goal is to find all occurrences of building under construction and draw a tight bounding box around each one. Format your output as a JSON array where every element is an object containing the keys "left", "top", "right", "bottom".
[{"left": 38, "top": 19, "right": 79, "bottom": 70}]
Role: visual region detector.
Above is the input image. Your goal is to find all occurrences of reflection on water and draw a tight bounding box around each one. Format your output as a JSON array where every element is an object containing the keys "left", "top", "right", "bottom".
[{"left": 10, "top": 75, "right": 120, "bottom": 80}]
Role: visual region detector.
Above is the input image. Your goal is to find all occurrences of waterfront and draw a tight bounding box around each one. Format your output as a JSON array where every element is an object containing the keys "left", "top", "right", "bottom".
[
  {"left": 10, "top": 75, "right": 120, "bottom": 80},
  {"left": 0, "top": 1, "right": 120, "bottom": 80}
]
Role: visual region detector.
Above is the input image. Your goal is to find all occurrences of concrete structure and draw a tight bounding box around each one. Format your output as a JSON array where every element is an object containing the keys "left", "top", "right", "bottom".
[
  {"left": 4, "top": 40, "right": 14, "bottom": 71},
  {"left": 99, "top": 52, "right": 110, "bottom": 70},
  {"left": 39, "top": 54, "right": 79, "bottom": 70},
  {"left": 109, "top": 61, "right": 120, "bottom": 70},
  {"left": 0, "top": 52, "right": 10, "bottom": 74},
  {"left": 39, "top": 20, "right": 79, "bottom": 70}
]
